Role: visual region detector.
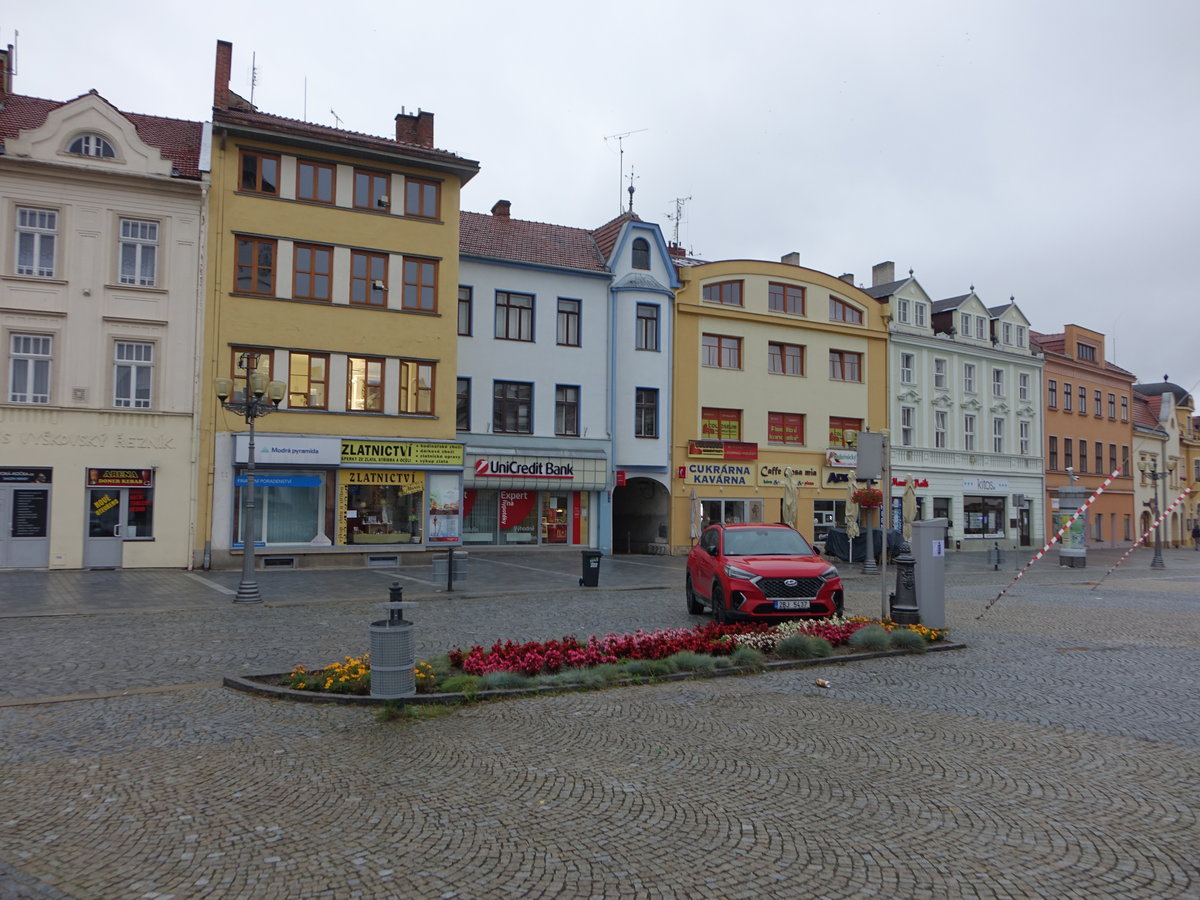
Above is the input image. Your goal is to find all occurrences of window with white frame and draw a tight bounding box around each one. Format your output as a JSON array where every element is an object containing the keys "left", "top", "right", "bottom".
[
  {"left": 119, "top": 219, "right": 158, "bottom": 286},
  {"left": 1019, "top": 372, "right": 1030, "bottom": 402},
  {"left": 1015, "top": 326, "right": 1025, "bottom": 347},
  {"left": 9, "top": 334, "right": 52, "bottom": 403},
  {"left": 960, "top": 312, "right": 971, "bottom": 336},
  {"left": 113, "top": 341, "right": 153, "bottom": 408},
  {"left": 934, "top": 358, "right": 947, "bottom": 389},
  {"left": 963, "top": 363, "right": 976, "bottom": 393},
  {"left": 16, "top": 208, "right": 58, "bottom": 278},
  {"left": 1002, "top": 322, "right": 1013, "bottom": 344},
  {"left": 976, "top": 317, "right": 986, "bottom": 340},
  {"left": 992, "top": 368, "right": 1004, "bottom": 397},
  {"left": 964, "top": 414, "right": 976, "bottom": 451},
  {"left": 914, "top": 303, "right": 927, "bottom": 327},
  {"left": 1019, "top": 420, "right": 1030, "bottom": 455},
  {"left": 900, "top": 352, "right": 915, "bottom": 383},
  {"left": 897, "top": 299, "right": 910, "bottom": 323},
  {"left": 68, "top": 134, "right": 115, "bottom": 158},
  {"left": 992, "top": 417, "right": 1004, "bottom": 453},
  {"left": 901, "top": 406, "right": 914, "bottom": 446},
  {"left": 934, "top": 410, "right": 947, "bottom": 448}
]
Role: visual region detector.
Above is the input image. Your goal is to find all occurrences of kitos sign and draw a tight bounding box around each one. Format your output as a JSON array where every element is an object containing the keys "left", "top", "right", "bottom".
[{"left": 683, "top": 463, "right": 754, "bottom": 486}]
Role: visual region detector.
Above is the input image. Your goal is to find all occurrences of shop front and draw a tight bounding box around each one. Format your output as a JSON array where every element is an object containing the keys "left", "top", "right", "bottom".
[
  {"left": 0, "top": 468, "right": 52, "bottom": 568},
  {"left": 461, "top": 452, "right": 608, "bottom": 547},
  {"left": 209, "top": 434, "right": 464, "bottom": 567}
]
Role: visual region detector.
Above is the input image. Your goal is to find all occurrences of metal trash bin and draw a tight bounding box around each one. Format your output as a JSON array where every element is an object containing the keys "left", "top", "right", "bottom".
[
  {"left": 369, "top": 583, "right": 418, "bottom": 699},
  {"left": 431, "top": 550, "right": 468, "bottom": 582},
  {"left": 580, "top": 550, "right": 602, "bottom": 587}
]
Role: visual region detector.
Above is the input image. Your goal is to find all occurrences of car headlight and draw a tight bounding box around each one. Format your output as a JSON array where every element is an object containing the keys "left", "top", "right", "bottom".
[
  {"left": 723, "top": 564, "right": 758, "bottom": 581},
  {"left": 819, "top": 567, "right": 840, "bottom": 582}
]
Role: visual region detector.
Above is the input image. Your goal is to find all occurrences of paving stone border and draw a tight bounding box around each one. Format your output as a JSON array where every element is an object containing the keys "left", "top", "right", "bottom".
[{"left": 224, "top": 640, "right": 967, "bottom": 705}]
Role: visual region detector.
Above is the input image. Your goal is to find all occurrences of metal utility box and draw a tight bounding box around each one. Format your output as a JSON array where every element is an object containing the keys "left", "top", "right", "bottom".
[{"left": 913, "top": 518, "right": 947, "bottom": 628}]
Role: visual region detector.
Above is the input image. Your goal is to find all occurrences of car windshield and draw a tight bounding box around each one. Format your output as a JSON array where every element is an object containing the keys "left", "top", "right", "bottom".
[{"left": 723, "top": 528, "right": 813, "bottom": 557}]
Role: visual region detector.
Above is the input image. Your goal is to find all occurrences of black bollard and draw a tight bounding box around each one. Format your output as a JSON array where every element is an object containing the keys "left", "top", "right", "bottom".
[{"left": 889, "top": 541, "right": 920, "bottom": 625}]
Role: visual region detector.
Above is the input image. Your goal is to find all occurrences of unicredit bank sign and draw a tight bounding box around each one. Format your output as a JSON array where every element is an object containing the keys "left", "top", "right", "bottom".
[
  {"left": 464, "top": 453, "right": 608, "bottom": 490},
  {"left": 475, "top": 458, "right": 574, "bottom": 478}
]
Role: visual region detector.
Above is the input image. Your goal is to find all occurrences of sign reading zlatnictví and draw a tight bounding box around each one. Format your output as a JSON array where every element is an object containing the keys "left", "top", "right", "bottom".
[{"left": 340, "top": 440, "right": 464, "bottom": 467}]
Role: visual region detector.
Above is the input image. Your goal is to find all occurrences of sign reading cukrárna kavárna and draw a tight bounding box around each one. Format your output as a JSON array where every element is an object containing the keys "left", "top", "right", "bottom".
[
  {"left": 340, "top": 440, "right": 464, "bottom": 467},
  {"left": 683, "top": 463, "right": 755, "bottom": 486}
]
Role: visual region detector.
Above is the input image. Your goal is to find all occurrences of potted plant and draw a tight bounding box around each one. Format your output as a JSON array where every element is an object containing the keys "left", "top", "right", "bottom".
[{"left": 851, "top": 486, "right": 884, "bottom": 508}]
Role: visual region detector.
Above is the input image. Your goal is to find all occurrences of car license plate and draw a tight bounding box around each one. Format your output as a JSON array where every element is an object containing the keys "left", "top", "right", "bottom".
[{"left": 775, "top": 600, "right": 811, "bottom": 610}]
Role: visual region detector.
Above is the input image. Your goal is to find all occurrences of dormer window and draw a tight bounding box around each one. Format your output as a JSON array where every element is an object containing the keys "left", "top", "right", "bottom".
[
  {"left": 914, "top": 302, "right": 927, "bottom": 327},
  {"left": 631, "top": 237, "right": 650, "bottom": 270},
  {"left": 68, "top": 134, "right": 116, "bottom": 158}
]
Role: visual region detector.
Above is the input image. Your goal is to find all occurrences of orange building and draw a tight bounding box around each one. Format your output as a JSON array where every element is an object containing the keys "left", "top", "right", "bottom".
[{"left": 1032, "top": 326, "right": 1135, "bottom": 548}]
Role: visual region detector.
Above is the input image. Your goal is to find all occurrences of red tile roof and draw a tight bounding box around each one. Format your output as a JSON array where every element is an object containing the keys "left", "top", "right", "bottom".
[
  {"left": 0, "top": 91, "right": 203, "bottom": 179},
  {"left": 460, "top": 211, "right": 608, "bottom": 272},
  {"left": 590, "top": 212, "right": 640, "bottom": 261},
  {"left": 1133, "top": 393, "right": 1163, "bottom": 430},
  {"left": 214, "top": 107, "right": 478, "bottom": 175}
]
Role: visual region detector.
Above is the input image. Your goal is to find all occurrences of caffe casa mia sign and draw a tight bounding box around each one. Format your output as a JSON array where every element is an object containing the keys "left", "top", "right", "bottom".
[{"left": 474, "top": 458, "right": 575, "bottom": 479}]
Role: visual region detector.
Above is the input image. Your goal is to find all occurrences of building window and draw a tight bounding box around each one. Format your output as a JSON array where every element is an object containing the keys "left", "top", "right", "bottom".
[
  {"left": 456, "top": 378, "right": 470, "bottom": 431},
  {"left": 963, "top": 363, "right": 976, "bottom": 393},
  {"left": 934, "top": 410, "right": 947, "bottom": 448},
  {"left": 1077, "top": 342, "right": 1096, "bottom": 361},
  {"left": 934, "top": 358, "right": 947, "bottom": 389},
  {"left": 235, "top": 237, "right": 276, "bottom": 295},
  {"left": 239, "top": 150, "right": 280, "bottom": 194},
  {"left": 964, "top": 414, "right": 976, "bottom": 451},
  {"left": 769, "top": 283, "right": 805, "bottom": 315},
  {"left": 897, "top": 298, "right": 910, "bottom": 323},
  {"left": 1019, "top": 373, "right": 1030, "bottom": 402},
  {"left": 8, "top": 334, "right": 51, "bottom": 404},
  {"left": 1094, "top": 390, "right": 1102, "bottom": 418},
  {"left": 1079, "top": 440, "right": 1088, "bottom": 473},
  {"left": 1095, "top": 442, "right": 1103, "bottom": 475},
  {"left": 914, "top": 303, "right": 927, "bottom": 327},
  {"left": 399, "top": 360, "right": 434, "bottom": 414},
  {"left": 118, "top": 219, "right": 158, "bottom": 286},
  {"left": 960, "top": 312, "right": 971, "bottom": 336},
  {"left": 230, "top": 347, "right": 273, "bottom": 403},
  {"left": 767, "top": 412, "right": 805, "bottom": 445},
  {"left": 113, "top": 341, "right": 153, "bottom": 408},
  {"left": 702, "top": 280, "right": 743, "bottom": 306},
  {"left": 901, "top": 406, "right": 914, "bottom": 446},
  {"left": 354, "top": 169, "right": 390, "bottom": 210},
  {"left": 1020, "top": 421, "right": 1031, "bottom": 456},
  {"left": 495, "top": 291, "right": 534, "bottom": 341},
  {"left": 992, "top": 368, "right": 1004, "bottom": 397},
  {"left": 829, "top": 350, "right": 862, "bottom": 382},
  {"left": 635, "top": 388, "right": 658, "bottom": 438},
  {"left": 555, "top": 385, "right": 579, "bottom": 436},
  {"left": 346, "top": 356, "right": 384, "bottom": 412},
  {"left": 829, "top": 297, "right": 863, "bottom": 324},
  {"left": 1016, "top": 326, "right": 1025, "bottom": 347},
  {"left": 702, "top": 334, "right": 741, "bottom": 369},
  {"left": 293, "top": 243, "right": 332, "bottom": 301},
  {"left": 992, "top": 417, "right": 1004, "bottom": 453},
  {"left": 1064, "top": 383, "right": 1073, "bottom": 411},
  {"left": 636, "top": 304, "right": 659, "bottom": 351},
  {"left": 404, "top": 177, "right": 440, "bottom": 219},
  {"left": 350, "top": 250, "right": 387, "bottom": 307},
  {"left": 297, "top": 160, "right": 335, "bottom": 204},
  {"left": 557, "top": 299, "right": 581, "bottom": 347},
  {"left": 768, "top": 342, "right": 804, "bottom": 376},
  {"left": 1107, "top": 393, "right": 1116, "bottom": 419},
  {"left": 701, "top": 407, "right": 741, "bottom": 440},
  {"left": 829, "top": 417, "right": 862, "bottom": 447},
  {"left": 68, "top": 133, "right": 116, "bottom": 157},
  {"left": 15, "top": 208, "right": 57, "bottom": 278},
  {"left": 900, "top": 353, "right": 915, "bottom": 384},
  {"left": 631, "top": 237, "right": 650, "bottom": 270},
  {"left": 1077, "top": 385, "right": 1086, "bottom": 415},
  {"left": 287, "top": 352, "right": 329, "bottom": 409},
  {"left": 1003, "top": 322, "right": 1013, "bottom": 344},
  {"left": 1049, "top": 436, "right": 1058, "bottom": 470},
  {"left": 402, "top": 257, "right": 437, "bottom": 311},
  {"left": 1064, "top": 438, "right": 1073, "bottom": 470},
  {"left": 976, "top": 317, "right": 986, "bottom": 340},
  {"left": 1109, "top": 443, "right": 1118, "bottom": 475},
  {"left": 458, "top": 286, "right": 473, "bottom": 336},
  {"left": 493, "top": 380, "right": 532, "bottom": 433},
  {"left": 963, "top": 495, "right": 1005, "bottom": 536},
  {"left": 1120, "top": 396, "right": 1128, "bottom": 421},
  {"left": 1048, "top": 379, "right": 1057, "bottom": 408}
]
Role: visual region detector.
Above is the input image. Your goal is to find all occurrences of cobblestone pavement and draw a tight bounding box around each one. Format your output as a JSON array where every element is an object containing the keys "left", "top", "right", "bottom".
[{"left": 1, "top": 547, "right": 1198, "bottom": 898}]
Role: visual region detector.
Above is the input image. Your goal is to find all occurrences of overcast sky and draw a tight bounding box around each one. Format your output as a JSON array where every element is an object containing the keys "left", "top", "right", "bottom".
[{"left": 10, "top": 1, "right": 1199, "bottom": 397}]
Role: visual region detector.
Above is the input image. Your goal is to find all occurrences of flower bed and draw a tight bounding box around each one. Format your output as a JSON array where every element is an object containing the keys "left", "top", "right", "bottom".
[{"left": 279, "top": 617, "right": 948, "bottom": 697}]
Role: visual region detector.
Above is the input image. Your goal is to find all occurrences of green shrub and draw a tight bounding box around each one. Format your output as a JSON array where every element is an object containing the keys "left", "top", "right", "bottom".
[
  {"left": 888, "top": 628, "right": 927, "bottom": 652},
  {"left": 776, "top": 634, "right": 833, "bottom": 659},
  {"left": 729, "top": 645, "right": 766, "bottom": 672},
  {"left": 848, "top": 624, "right": 893, "bottom": 652},
  {"left": 668, "top": 651, "right": 720, "bottom": 676}
]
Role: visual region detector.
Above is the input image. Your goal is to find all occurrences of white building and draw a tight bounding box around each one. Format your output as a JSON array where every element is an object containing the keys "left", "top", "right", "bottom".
[
  {"left": 0, "top": 53, "right": 206, "bottom": 568},
  {"left": 867, "top": 262, "right": 1045, "bottom": 552}
]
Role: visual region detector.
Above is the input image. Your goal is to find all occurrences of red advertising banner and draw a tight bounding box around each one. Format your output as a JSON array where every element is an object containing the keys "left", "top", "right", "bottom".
[
  {"left": 572, "top": 492, "right": 582, "bottom": 543},
  {"left": 722, "top": 441, "right": 759, "bottom": 460},
  {"left": 499, "top": 490, "right": 536, "bottom": 529}
]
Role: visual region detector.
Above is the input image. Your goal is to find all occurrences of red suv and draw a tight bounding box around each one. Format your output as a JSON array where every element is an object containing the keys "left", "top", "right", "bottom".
[{"left": 686, "top": 523, "right": 844, "bottom": 622}]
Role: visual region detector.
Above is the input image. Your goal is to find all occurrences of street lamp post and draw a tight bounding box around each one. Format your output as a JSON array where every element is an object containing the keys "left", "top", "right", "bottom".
[
  {"left": 1138, "top": 458, "right": 1173, "bottom": 569},
  {"left": 215, "top": 353, "right": 286, "bottom": 603}
]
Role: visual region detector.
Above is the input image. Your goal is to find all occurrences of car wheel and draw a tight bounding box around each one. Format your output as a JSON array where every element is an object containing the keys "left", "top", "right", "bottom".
[
  {"left": 711, "top": 584, "right": 727, "bottom": 624},
  {"left": 686, "top": 574, "right": 704, "bottom": 615}
]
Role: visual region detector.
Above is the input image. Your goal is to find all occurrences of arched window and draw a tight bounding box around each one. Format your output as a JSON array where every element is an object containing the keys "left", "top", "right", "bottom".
[
  {"left": 631, "top": 237, "right": 650, "bottom": 270},
  {"left": 68, "top": 134, "right": 116, "bottom": 158}
]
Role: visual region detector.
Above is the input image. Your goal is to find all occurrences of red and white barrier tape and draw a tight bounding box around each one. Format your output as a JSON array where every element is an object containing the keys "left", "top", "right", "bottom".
[
  {"left": 978, "top": 468, "right": 1121, "bottom": 618},
  {"left": 1095, "top": 485, "right": 1193, "bottom": 587}
]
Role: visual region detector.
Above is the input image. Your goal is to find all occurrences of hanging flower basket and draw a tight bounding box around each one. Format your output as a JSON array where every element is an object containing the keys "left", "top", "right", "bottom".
[{"left": 851, "top": 487, "right": 884, "bottom": 508}]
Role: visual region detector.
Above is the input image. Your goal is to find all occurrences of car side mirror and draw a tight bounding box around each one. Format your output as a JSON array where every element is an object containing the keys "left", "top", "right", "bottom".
[{"left": 707, "top": 545, "right": 719, "bottom": 557}]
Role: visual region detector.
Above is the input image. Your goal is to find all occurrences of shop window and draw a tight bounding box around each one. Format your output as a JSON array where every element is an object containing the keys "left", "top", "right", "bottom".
[
  {"left": 341, "top": 472, "right": 424, "bottom": 545},
  {"left": 541, "top": 494, "right": 570, "bottom": 544},
  {"left": 234, "top": 471, "right": 325, "bottom": 545},
  {"left": 499, "top": 490, "right": 538, "bottom": 544},
  {"left": 699, "top": 498, "right": 764, "bottom": 529},
  {"left": 462, "top": 489, "right": 498, "bottom": 544},
  {"left": 963, "top": 495, "right": 1005, "bottom": 537}
]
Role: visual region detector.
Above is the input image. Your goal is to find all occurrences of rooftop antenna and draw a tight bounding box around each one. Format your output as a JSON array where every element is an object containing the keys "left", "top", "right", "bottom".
[
  {"left": 331, "top": 108, "right": 343, "bottom": 129},
  {"left": 667, "top": 196, "right": 692, "bottom": 246},
  {"left": 604, "top": 128, "right": 647, "bottom": 215},
  {"left": 250, "top": 52, "right": 259, "bottom": 107}
]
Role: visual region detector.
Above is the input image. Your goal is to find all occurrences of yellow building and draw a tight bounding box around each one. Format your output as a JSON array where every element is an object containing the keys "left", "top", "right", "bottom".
[
  {"left": 197, "top": 41, "right": 479, "bottom": 569},
  {"left": 670, "top": 256, "right": 889, "bottom": 552}
]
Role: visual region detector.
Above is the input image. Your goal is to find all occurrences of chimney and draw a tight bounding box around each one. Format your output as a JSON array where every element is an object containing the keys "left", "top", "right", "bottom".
[
  {"left": 668, "top": 243, "right": 686, "bottom": 259},
  {"left": 839, "top": 273, "right": 855, "bottom": 284},
  {"left": 0, "top": 45, "right": 12, "bottom": 99},
  {"left": 872, "top": 261, "right": 895, "bottom": 286},
  {"left": 395, "top": 109, "right": 435, "bottom": 148},
  {"left": 780, "top": 252, "right": 800, "bottom": 266},
  {"left": 214, "top": 40, "right": 233, "bottom": 110},
  {"left": 491, "top": 200, "right": 511, "bottom": 218}
]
